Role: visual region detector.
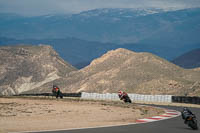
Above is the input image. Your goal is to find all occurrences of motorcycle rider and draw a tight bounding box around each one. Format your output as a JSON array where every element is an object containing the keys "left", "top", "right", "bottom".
[
  {"left": 118, "top": 90, "right": 125, "bottom": 100},
  {"left": 181, "top": 107, "right": 194, "bottom": 124},
  {"left": 118, "top": 90, "right": 129, "bottom": 100},
  {"left": 52, "top": 85, "right": 63, "bottom": 99}
]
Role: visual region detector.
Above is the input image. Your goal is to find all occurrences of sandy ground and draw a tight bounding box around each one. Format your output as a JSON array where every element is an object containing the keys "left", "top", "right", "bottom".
[{"left": 0, "top": 97, "right": 164, "bottom": 133}]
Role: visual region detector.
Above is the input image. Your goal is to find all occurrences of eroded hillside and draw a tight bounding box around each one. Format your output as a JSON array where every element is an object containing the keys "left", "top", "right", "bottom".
[
  {"left": 1, "top": 47, "right": 199, "bottom": 96},
  {"left": 0, "top": 45, "right": 76, "bottom": 95},
  {"left": 31, "top": 48, "right": 200, "bottom": 96}
]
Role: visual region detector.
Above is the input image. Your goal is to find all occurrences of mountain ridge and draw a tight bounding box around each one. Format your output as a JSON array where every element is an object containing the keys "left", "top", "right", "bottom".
[
  {"left": 26, "top": 48, "right": 200, "bottom": 96},
  {"left": 1, "top": 37, "right": 199, "bottom": 69},
  {"left": 0, "top": 8, "right": 200, "bottom": 44},
  {"left": 1, "top": 7, "right": 200, "bottom": 66}
]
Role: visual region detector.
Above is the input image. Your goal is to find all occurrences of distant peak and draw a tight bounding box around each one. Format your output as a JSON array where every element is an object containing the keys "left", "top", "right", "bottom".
[
  {"left": 113, "top": 48, "right": 135, "bottom": 53},
  {"left": 88, "top": 48, "right": 137, "bottom": 67},
  {"left": 102, "top": 48, "right": 137, "bottom": 57}
]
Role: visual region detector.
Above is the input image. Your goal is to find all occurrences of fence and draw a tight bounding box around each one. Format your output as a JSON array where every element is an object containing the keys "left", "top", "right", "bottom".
[
  {"left": 172, "top": 96, "right": 200, "bottom": 104},
  {"left": 11, "top": 92, "right": 200, "bottom": 104},
  {"left": 13, "top": 92, "right": 82, "bottom": 97},
  {"left": 81, "top": 92, "right": 172, "bottom": 103}
]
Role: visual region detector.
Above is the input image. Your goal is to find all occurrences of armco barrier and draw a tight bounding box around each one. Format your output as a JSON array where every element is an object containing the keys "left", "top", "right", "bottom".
[
  {"left": 81, "top": 92, "right": 172, "bottom": 103},
  {"left": 172, "top": 96, "right": 200, "bottom": 104},
  {"left": 62, "top": 93, "right": 82, "bottom": 97},
  {"left": 13, "top": 93, "right": 53, "bottom": 96},
  {"left": 12, "top": 92, "right": 200, "bottom": 105},
  {"left": 13, "top": 93, "right": 82, "bottom": 97}
]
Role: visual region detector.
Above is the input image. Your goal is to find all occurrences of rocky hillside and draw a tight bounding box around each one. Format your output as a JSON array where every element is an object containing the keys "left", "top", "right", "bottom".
[
  {"left": 0, "top": 45, "right": 76, "bottom": 95},
  {"left": 29, "top": 48, "right": 200, "bottom": 96}
]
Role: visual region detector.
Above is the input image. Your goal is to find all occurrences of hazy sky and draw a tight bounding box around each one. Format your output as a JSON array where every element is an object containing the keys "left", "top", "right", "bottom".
[{"left": 0, "top": 0, "right": 200, "bottom": 16}]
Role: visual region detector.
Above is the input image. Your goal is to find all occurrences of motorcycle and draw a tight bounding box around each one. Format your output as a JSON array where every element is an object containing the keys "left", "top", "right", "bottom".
[
  {"left": 119, "top": 93, "right": 132, "bottom": 103},
  {"left": 185, "top": 114, "right": 198, "bottom": 130},
  {"left": 52, "top": 89, "right": 63, "bottom": 99}
]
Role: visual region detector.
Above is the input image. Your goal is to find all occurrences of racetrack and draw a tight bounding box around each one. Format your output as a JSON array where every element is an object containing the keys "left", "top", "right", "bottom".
[{"left": 26, "top": 105, "right": 200, "bottom": 133}]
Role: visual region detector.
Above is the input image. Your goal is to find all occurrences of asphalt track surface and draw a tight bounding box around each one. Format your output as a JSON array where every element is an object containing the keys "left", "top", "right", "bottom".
[{"left": 31, "top": 105, "right": 200, "bottom": 133}]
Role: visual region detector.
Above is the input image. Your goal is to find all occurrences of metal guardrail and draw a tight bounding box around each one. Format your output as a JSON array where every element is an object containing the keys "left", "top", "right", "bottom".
[
  {"left": 13, "top": 92, "right": 82, "bottom": 97},
  {"left": 81, "top": 92, "right": 172, "bottom": 103},
  {"left": 82, "top": 92, "right": 200, "bottom": 105},
  {"left": 11, "top": 93, "right": 200, "bottom": 105},
  {"left": 172, "top": 96, "right": 200, "bottom": 104}
]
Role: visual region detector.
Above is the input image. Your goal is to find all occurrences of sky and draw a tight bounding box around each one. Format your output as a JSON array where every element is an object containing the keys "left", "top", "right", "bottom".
[{"left": 0, "top": 0, "right": 200, "bottom": 16}]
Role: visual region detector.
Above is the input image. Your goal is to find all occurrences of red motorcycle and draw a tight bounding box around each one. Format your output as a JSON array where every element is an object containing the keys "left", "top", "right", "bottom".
[{"left": 118, "top": 91, "right": 132, "bottom": 103}]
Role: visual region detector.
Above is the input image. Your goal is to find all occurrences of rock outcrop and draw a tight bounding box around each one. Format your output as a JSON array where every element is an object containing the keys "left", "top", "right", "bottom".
[{"left": 0, "top": 45, "right": 76, "bottom": 95}]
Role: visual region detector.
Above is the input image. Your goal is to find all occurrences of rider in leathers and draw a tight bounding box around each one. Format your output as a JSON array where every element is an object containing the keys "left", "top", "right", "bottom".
[{"left": 181, "top": 107, "right": 194, "bottom": 124}]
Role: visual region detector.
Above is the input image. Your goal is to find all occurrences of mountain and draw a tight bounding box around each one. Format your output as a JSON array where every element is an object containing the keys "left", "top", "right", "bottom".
[
  {"left": 1, "top": 8, "right": 200, "bottom": 44},
  {"left": 172, "top": 48, "right": 200, "bottom": 69},
  {"left": 0, "top": 45, "right": 76, "bottom": 95},
  {"left": 0, "top": 8, "right": 200, "bottom": 61},
  {"left": 28, "top": 48, "right": 200, "bottom": 96},
  {"left": 0, "top": 8, "right": 164, "bottom": 41},
  {"left": 1, "top": 37, "right": 199, "bottom": 69}
]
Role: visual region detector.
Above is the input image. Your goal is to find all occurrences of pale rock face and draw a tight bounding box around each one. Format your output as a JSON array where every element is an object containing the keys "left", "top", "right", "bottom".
[
  {"left": 2, "top": 86, "right": 16, "bottom": 95},
  {"left": 13, "top": 71, "right": 60, "bottom": 94},
  {"left": 0, "top": 45, "right": 76, "bottom": 95}
]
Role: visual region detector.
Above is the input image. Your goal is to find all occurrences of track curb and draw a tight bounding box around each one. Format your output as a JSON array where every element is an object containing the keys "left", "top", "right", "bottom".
[{"left": 136, "top": 109, "right": 181, "bottom": 123}]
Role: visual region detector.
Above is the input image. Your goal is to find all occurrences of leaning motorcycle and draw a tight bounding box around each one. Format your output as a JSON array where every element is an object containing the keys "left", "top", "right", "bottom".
[
  {"left": 119, "top": 94, "right": 132, "bottom": 103},
  {"left": 185, "top": 114, "right": 198, "bottom": 130},
  {"left": 52, "top": 89, "right": 63, "bottom": 99}
]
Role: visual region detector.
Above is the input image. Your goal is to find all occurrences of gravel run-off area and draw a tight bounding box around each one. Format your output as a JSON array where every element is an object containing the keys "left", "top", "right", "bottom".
[{"left": 0, "top": 97, "right": 164, "bottom": 133}]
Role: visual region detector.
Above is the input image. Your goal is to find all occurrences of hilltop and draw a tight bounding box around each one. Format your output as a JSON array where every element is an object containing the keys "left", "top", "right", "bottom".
[
  {"left": 0, "top": 45, "right": 76, "bottom": 95},
  {"left": 31, "top": 48, "right": 200, "bottom": 96}
]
